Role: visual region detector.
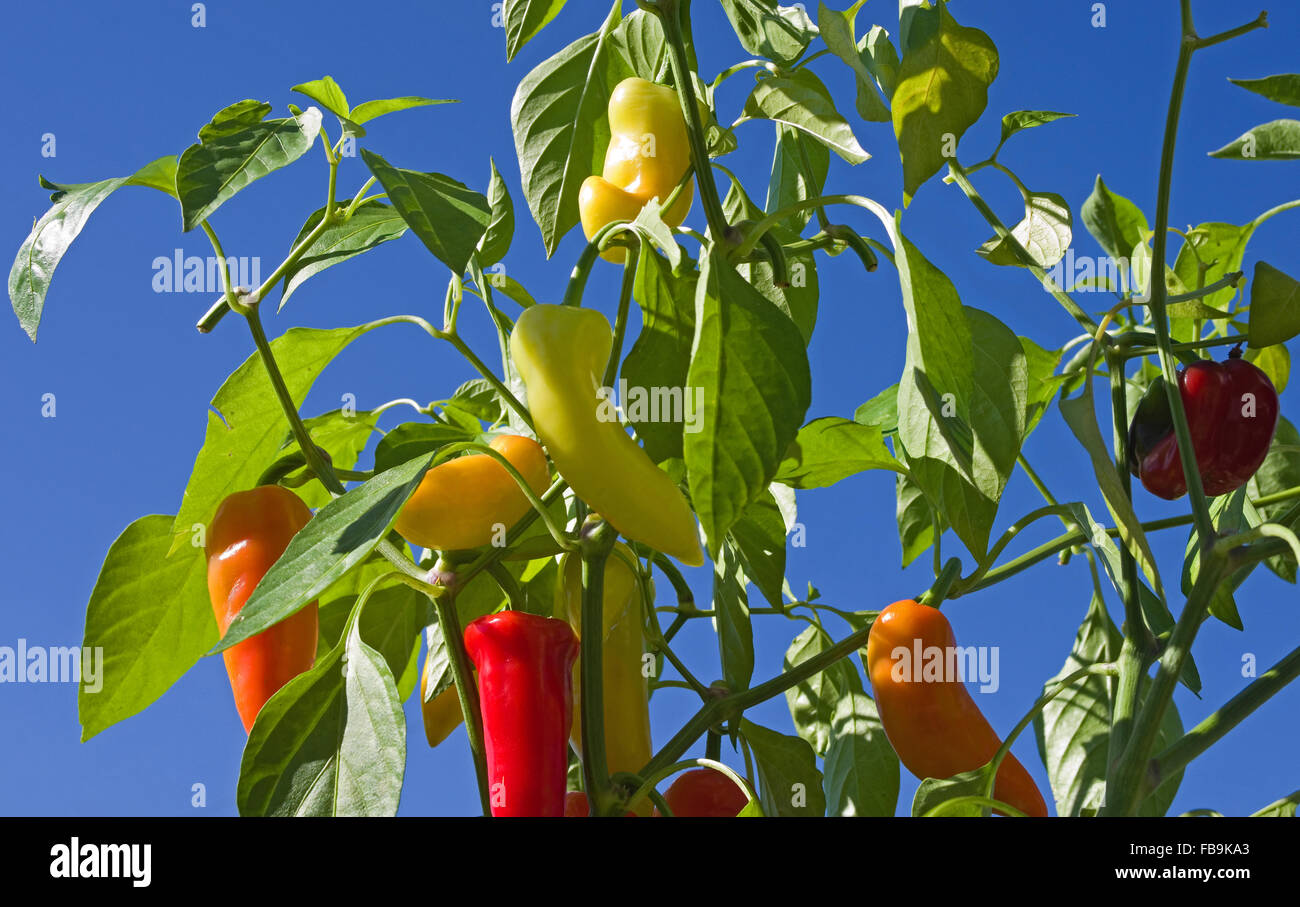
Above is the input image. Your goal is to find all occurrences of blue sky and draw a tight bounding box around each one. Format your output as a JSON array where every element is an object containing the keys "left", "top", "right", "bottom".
[{"left": 2, "top": 1, "right": 1297, "bottom": 816}]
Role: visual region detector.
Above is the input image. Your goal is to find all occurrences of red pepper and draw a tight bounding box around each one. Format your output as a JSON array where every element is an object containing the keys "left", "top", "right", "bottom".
[
  {"left": 464, "top": 611, "right": 579, "bottom": 817},
  {"left": 206, "top": 485, "right": 318, "bottom": 733},
  {"left": 655, "top": 768, "right": 749, "bottom": 817},
  {"left": 1130, "top": 350, "right": 1279, "bottom": 500}
]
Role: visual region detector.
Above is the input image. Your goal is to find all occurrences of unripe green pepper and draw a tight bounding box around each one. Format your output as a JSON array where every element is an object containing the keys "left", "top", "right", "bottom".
[{"left": 510, "top": 303, "right": 704, "bottom": 566}]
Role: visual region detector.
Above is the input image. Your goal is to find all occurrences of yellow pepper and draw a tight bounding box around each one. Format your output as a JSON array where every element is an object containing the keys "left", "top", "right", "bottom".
[
  {"left": 560, "top": 542, "right": 653, "bottom": 815},
  {"left": 579, "top": 77, "right": 695, "bottom": 263},
  {"left": 394, "top": 434, "right": 550, "bottom": 552},
  {"left": 510, "top": 304, "right": 703, "bottom": 566},
  {"left": 419, "top": 649, "right": 465, "bottom": 748}
]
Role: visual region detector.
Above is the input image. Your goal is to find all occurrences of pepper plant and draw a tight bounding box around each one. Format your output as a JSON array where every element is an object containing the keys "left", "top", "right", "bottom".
[{"left": 9, "top": 0, "right": 1300, "bottom": 818}]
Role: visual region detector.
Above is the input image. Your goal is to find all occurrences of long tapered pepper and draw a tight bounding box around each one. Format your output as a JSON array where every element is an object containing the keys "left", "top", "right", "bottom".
[
  {"left": 464, "top": 611, "right": 579, "bottom": 817},
  {"left": 559, "top": 541, "right": 653, "bottom": 814},
  {"left": 866, "top": 599, "right": 1049, "bottom": 817},
  {"left": 205, "top": 485, "right": 319, "bottom": 733},
  {"left": 510, "top": 303, "right": 704, "bottom": 566}
]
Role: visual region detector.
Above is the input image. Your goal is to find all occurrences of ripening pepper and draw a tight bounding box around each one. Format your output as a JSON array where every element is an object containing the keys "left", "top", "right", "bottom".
[
  {"left": 1128, "top": 350, "right": 1279, "bottom": 500},
  {"left": 866, "top": 599, "right": 1049, "bottom": 818},
  {"left": 559, "top": 542, "right": 654, "bottom": 815},
  {"left": 656, "top": 768, "right": 749, "bottom": 817},
  {"left": 419, "top": 648, "right": 466, "bottom": 748},
  {"left": 394, "top": 434, "right": 550, "bottom": 551},
  {"left": 563, "top": 790, "right": 636, "bottom": 817},
  {"left": 206, "top": 485, "right": 319, "bottom": 733},
  {"left": 510, "top": 304, "right": 703, "bottom": 566},
  {"left": 464, "top": 611, "right": 579, "bottom": 817},
  {"left": 580, "top": 77, "right": 695, "bottom": 263}
]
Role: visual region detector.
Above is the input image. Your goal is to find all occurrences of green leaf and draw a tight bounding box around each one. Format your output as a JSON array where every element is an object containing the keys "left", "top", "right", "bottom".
[
  {"left": 213, "top": 453, "right": 435, "bottom": 653},
  {"left": 1229, "top": 73, "right": 1300, "bottom": 108},
  {"left": 729, "top": 490, "right": 788, "bottom": 609},
  {"left": 169, "top": 326, "right": 368, "bottom": 553},
  {"left": 739, "top": 719, "right": 826, "bottom": 817},
  {"left": 1210, "top": 119, "right": 1300, "bottom": 160},
  {"left": 177, "top": 107, "right": 321, "bottom": 231},
  {"left": 1035, "top": 595, "right": 1186, "bottom": 820},
  {"left": 894, "top": 229, "right": 1028, "bottom": 560},
  {"left": 609, "top": 8, "right": 668, "bottom": 80},
  {"left": 824, "top": 691, "right": 900, "bottom": 816},
  {"left": 895, "top": 467, "right": 944, "bottom": 567},
  {"left": 1058, "top": 392, "right": 1165, "bottom": 601},
  {"left": 859, "top": 25, "right": 900, "bottom": 101},
  {"left": 279, "top": 198, "right": 409, "bottom": 308},
  {"left": 1251, "top": 791, "right": 1300, "bottom": 817},
  {"left": 510, "top": 2, "right": 625, "bottom": 256},
  {"left": 78, "top": 516, "right": 215, "bottom": 740},
  {"left": 743, "top": 70, "right": 869, "bottom": 164},
  {"left": 1172, "top": 201, "right": 1300, "bottom": 315},
  {"left": 291, "top": 78, "right": 350, "bottom": 119},
  {"left": 997, "top": 109, "right": 1075, "bottom": 147},
  {"left": 892, "top": 3, "right": 998, "bottom": 204},
  {"left": 912, "top": 768, "right": 989, "bottom": 816},
  {"left": 783, "top": 623, "right": 861, "bottom": 755},
  {"left": 359, "top": 149, "right": 491, "bottom": 275},
  {"left": 504, "top": 0, "right": 568, "bottom": 61},
  {"left": 977, "top": 191, "right": 1071, "bottom": 269},
  {"left": 1248, "top": 261, "right": 1300, "bottom": 348},
  {"left": 622, "top": 249, "right": 697, "bottom": 463},
  {"left": 350, "top": 96, "right": 452, "bottom": 125},
  {"left": 767, "top": 125, "right": 829, "bottom": 231},
  {"left": 476, "top": 158, "right": 516, "bottom": 267},
  {"left": 776, "top": 416, "right": 903, "bottom": 488},
  {"left": 9, "top": 157, "right": 178, "bottom": 340},
  {"left": 713, "top": 543, "right": 754, "bottom": 693},
  {"left": 198, "top": 99, "right": 274, "bottom": 143},
  {"left": 1181, "top": 490, "right": 1252, "bottom": 630},
  {"left": 685, "top": 251, "right": 812, "bottom": 557},
  {"left": 1247, "top": 417, "right": 1300, "bottom": 583},
  {"left": 1080, "top": 176, "right": 1148, "bottom": 265},
  {"left": 719, "top": 0, "right": 817, "bottom": 67},
  {"left": 1244, "top": 342, "right": 1290, "bottom": 394},
  {"left": 855, "top": 383, "right": 899, "bottom": 434},
  {"left": 373, "top": 421, "right": 481, "bottom": 476},
  {"left": 237, "top": 600, "right": 407, "bottom": 816},
  {"left": 283, "top": 409, "right": 381, "bottom": 509},
  {"left": 817, "top": 2, "right": 888, "bottom": 122}
]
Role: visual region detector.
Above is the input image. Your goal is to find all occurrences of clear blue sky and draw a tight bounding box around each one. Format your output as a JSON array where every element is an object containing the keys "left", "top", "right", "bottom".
[{"left": 2, "top": 1, "right": 1297, "bottom": 816}]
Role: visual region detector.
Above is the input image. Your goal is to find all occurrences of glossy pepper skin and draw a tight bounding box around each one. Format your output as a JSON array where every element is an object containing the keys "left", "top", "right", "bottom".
[
  {"left": 1129, "top": 351, "right": 1279, "bottom": 500},
  {"left": 464, "top": 611, "right": 579, "bottom": 817},
  {"left": 394, "top": 434, "right": 550, "bottom": 551},
  {"left": 510, "top": 304, "right": 704, "bottom": 566},
  {"left": 563, "top": 790, "right": 636, "bottom": 817},
  {"left": 656, "top": 768, "right": 748, "bottom": 817},
  {"left": 419, "top": 649, "right": 465, "bottom": 748},
  {"left": 580, "top": 78, "right": 695, "bottom": 263},
  {"left": 559, "top": 542, "right": 654, "bottom": 815},
  {"left": 206, "top": 486, "right": 319, "bottom": 733},
  {"left": 866, "top": 600, "right": 1048, "bottom": 818}
]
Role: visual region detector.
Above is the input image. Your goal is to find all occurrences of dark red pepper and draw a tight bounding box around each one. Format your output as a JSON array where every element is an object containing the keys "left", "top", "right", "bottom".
[
  {"left": 1129, "top": 350, "right": 1279, "bottom": 500},
  {"left": 464, "top": 611, "right": 579, "bottom": 817},
  {"left": 655, "top": 768, "right": 749, "bottom": 817}
]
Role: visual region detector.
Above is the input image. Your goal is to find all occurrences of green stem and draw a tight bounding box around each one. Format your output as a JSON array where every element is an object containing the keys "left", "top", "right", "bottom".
[
  {"left": 918, "top": 557, "right": 962, "bottom": 606},
  {"left": 578, "top": 518, "right": 618, "bottom": 816},
  {"left": 1150, "top": 642, "right": 1300, "bottom": 794},
  {"left": 343, "top": 177, "right": 379, "bottom": 218},
  {"left": 432, "top": 585, "right": 491, "bottom": 816},
  {"left": 603, "top": 244, "right": 640, "bottom": 389},
  {"left": 440, "top": 332, "right": 533, "bottom": 431},
  {"left": 654, "top": 0, "right": 730, "bottom": 241},
  {"left": 732, "top": 193, "right": 898, "bottom": 259}
]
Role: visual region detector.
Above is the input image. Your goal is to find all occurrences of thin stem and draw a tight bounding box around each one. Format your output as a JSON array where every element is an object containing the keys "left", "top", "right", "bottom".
[
  {"left": 602, "top": 245, "right": 640, "bottom": 389},
  {"left": 1150, "top": 642, "right": 1300, "bottom": 792},
  {"left": 1192, "top": 10, "right": 1268, "bottom": 50},
  {"left": 343, "top": 177, "right": 379, "bottom": 218},
  {"left": 441, "top": 332, "right": 533, "bottom": 431},
  {"left": 578, "top": 518, "right": 617, "bottom": 816}
]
